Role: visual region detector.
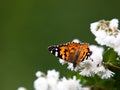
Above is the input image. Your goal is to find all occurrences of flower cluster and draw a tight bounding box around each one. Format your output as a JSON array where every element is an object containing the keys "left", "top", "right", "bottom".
[
  {"left": 18, "top": 70, "right": 91, "bottom": 90},
  {"left": 59, "top": 39, "right": 114, "bottom": 79},
  {"left": 59, "top": 19, "right": 120, "bottom": 79},
  {"left": 90, "top": 19, "right": 120, "bottom": 55},
  {"left": 34, "top": 70, "right": 82, "bottom": 90}
]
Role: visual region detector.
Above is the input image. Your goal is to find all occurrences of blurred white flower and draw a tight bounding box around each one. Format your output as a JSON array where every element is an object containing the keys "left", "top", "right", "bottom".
[
  {"left": 57, "top": 76, "right": 81, "bottom": 90},
  {"left": 34, "top": 77, "right": 48, "bottom": 90},
  {"left": 79, "top": 60, "right": 95, "bottom": 77},
  {"left": 59, "top": 59, "right": 67, "bottom": 65},
  {"left": 90, "top": 18, "right": 120, "bottom": 55},
  {"left": 97, "top": 69, "right": 115, "bottom": 79},
  {"left": 82, "top": 87, "right": 91, "bottom": 90},
  {"left": 72, "top": 39, "right": 80, "bottom": 43},
  {"left": 46, "top": 70, "right": 59, "bottom": 90},
  {"left": 17, "top": 87, "right": 27, "bottom": 90},
  {"left": 34, "top": 70, "right": 82, "bottom": 90},
  {"left": 109, "top": 19, "right": 118, "bottom": 30},
  {"left": 47, "top": 69, "right": 59, "bottom": 80},
  {"left": 67, "top": 62, "right": 80, "bottom": 71},
  {"left": 35, "top": 71, "right": 45, "bottom": 77}
]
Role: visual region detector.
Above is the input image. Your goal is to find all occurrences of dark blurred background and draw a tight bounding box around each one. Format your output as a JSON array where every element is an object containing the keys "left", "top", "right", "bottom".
[{"left": 1, "top": 0, "right": 120, "bottom": 90}]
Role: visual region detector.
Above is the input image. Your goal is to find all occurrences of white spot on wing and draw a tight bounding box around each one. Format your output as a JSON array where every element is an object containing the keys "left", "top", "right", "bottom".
[
  {"left": 55, "top": 48, "right": 58, "bottom": 50},
  {"left": 55, "top": 51, "right": 58, "bottom": 56},
  {"left": 51, "top": 51, "right": 53, "bottom": 53}
]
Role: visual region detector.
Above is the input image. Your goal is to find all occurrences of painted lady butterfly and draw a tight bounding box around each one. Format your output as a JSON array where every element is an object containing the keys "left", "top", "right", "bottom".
[{"left": 48, "top": 42, "right": 92, "bottom": 67}]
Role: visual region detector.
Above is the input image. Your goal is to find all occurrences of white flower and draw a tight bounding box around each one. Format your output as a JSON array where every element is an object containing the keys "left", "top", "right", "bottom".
[
  {"left": 57, "top": 76, "right": 81, "bottom": 90},
  {"left": 109, "top": 19, "right": 118, "bottom": 30},
  {"left": 82, "top": 87, "right": 91, "bottom": 90},
  {"left": 94, "top": 65, "right": 105, "bottom": 74},
  {"left": 89, "top": 45, "right": 104, "bottom": 64},
  {"left": 114, "top": 46, "right": 120, "bottom": 55},
  {"left": 34, "top": 70, "right": 82, "bottom": 90},
  {"left": 72, "top": 39, "right": 80, "bottom": 43},
  {"left": 97, "top": 69, "right": 115, "bottom": 79},
  {"left": 46, "top": 70, "right": 59, "bottom": 90},
  {"left": 80, "top": 45, "right": 114, "bottom": 79},
  {"left": 47, "top": 69, "right": 59, "bottom": 80},
  {"left": 47, "top": 78, "right": 57, "bottom": 90},
  {"left": 59, "top": 59, "right": 67, "bottom": 65},
  {"left": 35, "top": 71, "right": 45, "bottom": 78},
  {"left": 34, "top": 77, "right": 48, "bottom": 90},
  {"left": 17, "top": 87, "right": 27, "bottom": 90},
  {"left": 67, "top": 62, "right": 81, "bottom": 71},
  {"left": 79, "top": 59, "right": 94, "bottom": 77},
  {"left": 90, "top": 18, "right": 120, "bottom": 55}
]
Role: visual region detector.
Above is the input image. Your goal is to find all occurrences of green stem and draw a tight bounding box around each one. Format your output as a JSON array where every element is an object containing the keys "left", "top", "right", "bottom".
[{"left": 104, "top": 62, "right": 120, "bottom": 70}]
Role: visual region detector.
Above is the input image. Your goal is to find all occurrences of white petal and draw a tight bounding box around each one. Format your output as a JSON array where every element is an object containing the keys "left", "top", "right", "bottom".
[
  {"left": 34, "top": 77, "right": 48, "bottom": 90},
  {"left": 17, "top": 87, "right": 27, "bottom": 90}
]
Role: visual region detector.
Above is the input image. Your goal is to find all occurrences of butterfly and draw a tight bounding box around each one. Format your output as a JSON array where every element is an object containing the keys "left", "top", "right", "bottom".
[{"left": 48, "top": 42, "right": 92, "bottom": 67}]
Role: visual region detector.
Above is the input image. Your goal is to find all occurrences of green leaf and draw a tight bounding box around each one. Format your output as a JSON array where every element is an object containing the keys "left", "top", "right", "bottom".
[
  {"left": 103, "top": 48, "right": 119, "bottom": 65},
  {"left": 103, "top": 48, "right": 120, "bottom": 90},
  {"left": 109, "top": 67, "right": 120, "bottom": 90},
  {"left": 103, "top": 48, "right": 116, "bottom": 62}
]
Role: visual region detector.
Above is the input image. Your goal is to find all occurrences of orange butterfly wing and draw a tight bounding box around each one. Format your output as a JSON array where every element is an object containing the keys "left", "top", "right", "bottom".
[{"left": 48, "top": 42, "right": 91, "bottom": 67}]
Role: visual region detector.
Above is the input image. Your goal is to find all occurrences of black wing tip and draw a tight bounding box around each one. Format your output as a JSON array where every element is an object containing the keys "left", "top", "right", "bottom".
[
  {"left": 48, "top": 45, "right": 59, "bottom": 51},
  {"left": 48, "top": 45, "right": 54, "bottom": 51}
]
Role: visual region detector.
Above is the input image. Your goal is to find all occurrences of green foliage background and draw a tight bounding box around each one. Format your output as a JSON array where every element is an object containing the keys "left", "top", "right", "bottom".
[{"left": 1, "top": 0, "right": 120, "bottom": 90}]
